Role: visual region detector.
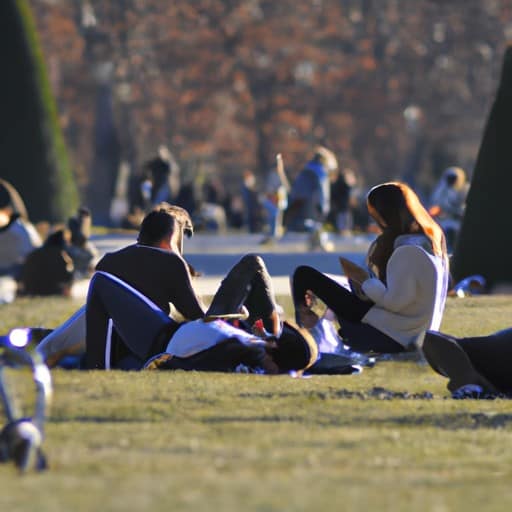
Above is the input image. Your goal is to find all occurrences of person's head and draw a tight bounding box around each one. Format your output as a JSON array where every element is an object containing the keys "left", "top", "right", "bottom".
[
  {"left": 366, "top": 182, "right": 446, "bottom": 279},
  {"left": 269, "top": 321, "right": 318, "bottom": 373},
  {"left": 367, "top": 182, "right": 439, "bottom": 239},
  {"left": 68, "top": 206, "right": 92, "bottom": 246},
  {"left": 144, "top": 148, "right": 172, "bottom": 179},
  {"left": 312, "top": 146, "right": 338, "bottom": 173},
  {"left": 137, "top": 203, "right": 193, "bottom": 255},
  {"left": 44, "top": 228, "right": 70, "bottom": 248},
  {"left": 443, "top": 166, "right": 466, "bottom": 189},
  {"left": 243, "top": 170, "right": 256, "bottom": 188}
]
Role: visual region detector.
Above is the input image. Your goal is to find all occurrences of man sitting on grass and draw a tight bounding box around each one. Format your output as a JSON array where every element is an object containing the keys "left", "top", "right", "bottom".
[
  {"left": 35, "top": 203, "right": 204, "bottom": 367},
  {"left": 34, "top": 204, "right": 317, "bottom": 374}
]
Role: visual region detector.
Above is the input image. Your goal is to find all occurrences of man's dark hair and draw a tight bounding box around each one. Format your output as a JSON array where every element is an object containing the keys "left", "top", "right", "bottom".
[
  {"left": 137, "top": 209, "right": 176, "bottom": 246},
  {"left": 152, "top": 202, "right": 194, "bottom": 238}
]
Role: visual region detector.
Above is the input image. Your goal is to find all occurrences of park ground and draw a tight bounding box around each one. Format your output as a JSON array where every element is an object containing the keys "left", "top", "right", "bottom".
[{"left": 1, "top": 291, "right": 512, "bottom": 511}]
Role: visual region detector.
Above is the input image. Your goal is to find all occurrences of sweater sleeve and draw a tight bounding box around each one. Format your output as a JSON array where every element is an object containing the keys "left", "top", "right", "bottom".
[{"left": 361, "top": 246, "right": 420, "bottom": 313}]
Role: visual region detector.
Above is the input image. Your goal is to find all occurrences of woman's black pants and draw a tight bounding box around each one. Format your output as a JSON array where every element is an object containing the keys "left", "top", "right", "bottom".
[{"left": 291, "top": 265, "right": 404, "bottom": 354}]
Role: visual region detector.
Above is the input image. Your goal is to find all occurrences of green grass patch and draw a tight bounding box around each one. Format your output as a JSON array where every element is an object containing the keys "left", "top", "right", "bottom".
[{"left": 2, "top": 296, "right": 512, "bottom": 511}]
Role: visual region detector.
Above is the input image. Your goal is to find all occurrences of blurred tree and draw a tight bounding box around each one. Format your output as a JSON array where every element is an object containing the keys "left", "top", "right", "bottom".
[
  {"left": 452, "top": 45, "right": 512, "bottom": 287},
  {"left": 0, "top": 0, "right": 78, "bottom": 222}
]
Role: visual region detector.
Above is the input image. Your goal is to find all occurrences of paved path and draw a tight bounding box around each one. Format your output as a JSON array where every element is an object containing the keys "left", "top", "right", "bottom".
[{"left": 91, "top": 231, "right": 374, "bottom": 257}]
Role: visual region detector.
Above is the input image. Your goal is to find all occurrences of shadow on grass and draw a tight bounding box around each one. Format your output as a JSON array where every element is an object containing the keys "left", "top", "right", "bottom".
[
  {"left": 202, "top": 412, "right": 512, "bottom": 430},
  {"left": 51, "top": 416, "right": 149, "bottom": 423},
  {"left": 370, "top": 412, "right": 512, "bottom": 430},
  {"left": 239, "top": 386, "right": 435, "bottom": 401}
]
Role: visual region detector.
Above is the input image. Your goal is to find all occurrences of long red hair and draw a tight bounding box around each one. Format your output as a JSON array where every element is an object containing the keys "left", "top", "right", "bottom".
[{"left": 365, "top": 182, "right": 447, "bottom": 282}]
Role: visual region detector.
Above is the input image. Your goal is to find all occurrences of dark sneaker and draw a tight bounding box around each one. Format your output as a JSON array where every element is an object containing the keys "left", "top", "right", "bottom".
[
  {"left": 451, "top": 384, "right": 485, "bottom": 399},
  {"left": 451, "top": 384, "right": 504, "bottom": 400}
]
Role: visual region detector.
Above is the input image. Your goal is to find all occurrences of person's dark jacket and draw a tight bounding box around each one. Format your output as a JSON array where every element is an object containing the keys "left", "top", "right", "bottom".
[
  {"left": 87, "top": 243, "right": 206, "bottom": 369},
  {"left": 285, "top": 160, "right": 330, "bottom": 230},
  {"left": 18, "top": 230, "right": 74, "bottom": 296},
  {"left": 95, "top": 244, "right": 205, "bottom": 318}
]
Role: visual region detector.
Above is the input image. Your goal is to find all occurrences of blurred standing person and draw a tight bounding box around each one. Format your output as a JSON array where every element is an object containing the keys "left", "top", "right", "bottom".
[
  {"left": 0, "top": 179, "right": 42, "bottom": 279},
  {"left": 261, "top": 154, "right": 290, "bottom": 245},
  {"left": 285, "top": 146, "right": 338, "bottom": 251},
  {"left": 67, "top": 207, "right": 99, "bottom": 278},
  {"left": 429, "top": 166, "right": 469, "bottom": 251},
  {"left": 226, "top": 193, "right": 245, "bottom": 229},
  {"left": 197, "top": 174, "right": 228, "bottom": 232},
  {"left": 241, "top": 169, "right": 263, "bottom": 233},
  {"left": 128, "top": 146, "right": 181, "bottom": 217},
  {"left": 328, "top": 167, "right": 357, "bottom": 236},
  {"left": 144, "top": 146, "right": 179, "bottom": 206}
]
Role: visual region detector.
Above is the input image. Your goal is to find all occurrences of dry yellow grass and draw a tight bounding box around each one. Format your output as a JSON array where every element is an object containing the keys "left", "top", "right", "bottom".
[{"left": 1, "top": 295, "right": 512, "bottom": 511}]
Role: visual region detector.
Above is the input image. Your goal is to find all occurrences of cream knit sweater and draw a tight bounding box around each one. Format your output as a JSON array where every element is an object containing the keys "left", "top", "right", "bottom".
[{"left": 361, "top": 234, "right": 449, "bottom": 350}]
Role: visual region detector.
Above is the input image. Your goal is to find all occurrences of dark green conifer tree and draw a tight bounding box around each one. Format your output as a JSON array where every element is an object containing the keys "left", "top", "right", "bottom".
[
  {"left": 0, "top": 0, "right": 78, "bottom": 222},
  {"left": 452, "top": 45, "right": 512, "bottom": 287}
]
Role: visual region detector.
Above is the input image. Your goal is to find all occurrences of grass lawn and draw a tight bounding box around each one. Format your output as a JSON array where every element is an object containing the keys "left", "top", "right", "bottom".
[{"left": 1, "top": 295, "right": 512, "bottom": 511}]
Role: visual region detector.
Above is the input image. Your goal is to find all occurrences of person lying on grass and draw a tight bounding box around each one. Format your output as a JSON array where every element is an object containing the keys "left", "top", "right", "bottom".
[
  {"left": 85, "top": 260, "right": 317, "bottom": 374},
  {"left": 28, "top": 204, "right": 316, "bottom": 373},
  {"left": 423, "top": 329, "right": 512, "bottom": 399}
]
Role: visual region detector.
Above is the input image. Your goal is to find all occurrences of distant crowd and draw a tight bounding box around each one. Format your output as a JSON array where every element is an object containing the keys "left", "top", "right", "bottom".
[
  {"left": 119, "top": 145, "right": 469, "bottom": 253},
  {"left": 0, "top": 146, "right": 469, "bottom": 302},
  {"left": 0, "top": 178, "right": 98, "bottom": 301}
]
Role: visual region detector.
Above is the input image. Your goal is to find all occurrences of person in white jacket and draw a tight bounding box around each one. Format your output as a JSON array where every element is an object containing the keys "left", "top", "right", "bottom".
[
  {"left": 291, "top": 181, "right": 450, "bottom": 354},
  {"left": 0, "top": 179, "right": 41, "bottom": 279}
]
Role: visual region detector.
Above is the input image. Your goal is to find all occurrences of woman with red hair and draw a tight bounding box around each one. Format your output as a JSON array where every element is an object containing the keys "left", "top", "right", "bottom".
[{"left": 292, "top": 181, "right": 450, "bottom": 354}]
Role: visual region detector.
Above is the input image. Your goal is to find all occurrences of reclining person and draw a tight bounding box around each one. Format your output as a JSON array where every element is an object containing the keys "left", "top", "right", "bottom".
[
  {"left": 0, "top": 179, "right": 42, "bottom": 280},
  {"left": 85, "top": 257, "right": 317, "bottom": 373},
  {"left": 423, "top": 329, "right": 512, "bottom": 399}
]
